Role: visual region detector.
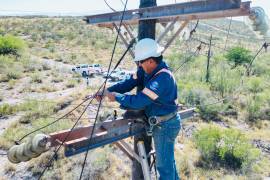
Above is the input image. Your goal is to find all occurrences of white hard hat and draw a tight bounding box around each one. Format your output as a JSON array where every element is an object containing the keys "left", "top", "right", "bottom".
[{"left": 134, "top": 38, "right": 164, "bottom": 62}]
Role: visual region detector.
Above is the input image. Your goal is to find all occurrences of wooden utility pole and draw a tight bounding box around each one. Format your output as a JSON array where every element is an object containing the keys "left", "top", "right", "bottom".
[
  {"left": 206, "top": 34, "right": 212, "bottom": 83},
  {"left": 132, "top": 0, "right": 156, "bottom": 179}
]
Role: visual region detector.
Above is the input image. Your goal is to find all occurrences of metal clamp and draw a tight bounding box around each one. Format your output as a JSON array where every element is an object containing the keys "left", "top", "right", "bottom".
[{"left": 146, "top": 116, "right": 158, "bottom": 136}]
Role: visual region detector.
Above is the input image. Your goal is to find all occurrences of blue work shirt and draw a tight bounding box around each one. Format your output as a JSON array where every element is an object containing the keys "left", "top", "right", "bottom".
[{"left": 107, "top": 60, "right": 178, "bottom": 117}]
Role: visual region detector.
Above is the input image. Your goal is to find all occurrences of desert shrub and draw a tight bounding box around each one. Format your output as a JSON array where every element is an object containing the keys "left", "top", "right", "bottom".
[
  {"left": 6, "top": 70, "right": 22, "bottom": 80},
  {"left": 66, "top": 79, "right": 77, "bottom": 88},
  {"left": 167, "top": 51, "right": 185, "bottom": 69},
  {"left": 0, "top": 35, "right": 26, "bottom": 56},
  {"left": 31, "top": 73, "right": 43, "bottom": 83},
  {"left": 198, "top": 102, "right": 229, "bottom": 122},
  {"left": 18, "top": 100, "right": 57, "bottom": 123},
  {"left": 252, "top": 60, "right": 270, "bottom": 76},
  {"left": 210, "top": 65, "right": 241, "bottom": 98},
  {"left": 225, "top": 47, "right": 252, "bottom": 75},
  {"left": 38, "top": 85, "right": 57, "bottom": 92},
  {"left": 21, "top": 58, "right": 40, "bottom": 72},
  {"left": 0, "top": 56, "right": 23, "bottom": 81},
  {"left": 0, "top": 104, "right": 17, "bottom": 116},
  {"left": 51, "top": 76, "right": 63, "bottom": 83},
  {"left": 245, "top": 95, "right": 263, "bottom": 122},
  {"left": 178, "top": 81, "right": 209, "bottom": 106},
  {"left": 42, "top": 62, "right": 51, "bottom": 70},
  {"left": 246, "top": 76, "right": 264, "bottom": 95},
  {"left": 7, "top": 79, "right": 16, "bottom": 89},
  {"left": 194, "top": 125, "right": 260, "bottom": 171},
  {"left": 0, "top": 55, "right": 14, "bottom": 70},
  {"left": 178, "top": 81, "right": 228, "bottom": 121}
]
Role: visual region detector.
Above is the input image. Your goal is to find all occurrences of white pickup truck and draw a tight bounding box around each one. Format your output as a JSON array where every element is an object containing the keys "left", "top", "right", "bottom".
[
  {"left": 110, "top": 70, "right": 133, "bottom": 81},
  {"left": 71, "top": 64, "right": 95, "bottom": 77}
]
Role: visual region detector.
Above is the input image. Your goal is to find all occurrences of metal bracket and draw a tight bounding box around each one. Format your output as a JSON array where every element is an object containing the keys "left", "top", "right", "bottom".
[
  {"left": 85, "top": 0, "right": 250, "bottom": 28},
  {"left": 113, "top": 23, "right": 135, "bottom": 58},
  {"left": 157, "top": 17, "right": 180, "bottom": 43},
  {"left": 162, "top": 20, "right": 189, "bottom": 53}
]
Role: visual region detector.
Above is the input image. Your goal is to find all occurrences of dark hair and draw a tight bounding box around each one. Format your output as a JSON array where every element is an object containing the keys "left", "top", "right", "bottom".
[{"left": 151, "top": 55, "right": 163, "bottom": 64}]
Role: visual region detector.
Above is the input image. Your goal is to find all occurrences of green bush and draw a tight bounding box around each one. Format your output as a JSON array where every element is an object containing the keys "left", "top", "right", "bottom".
[
  {"left": 31, "top": 73, "right": 43, "bottom": 83},
  {"left": 0, "top": 35, "right": 25, "bottom": 56},
  {"left": 210, "top": 65, "right": 241, "bottom": 98},
  {"left": 66, "top": 79, "right": 77, "bottom": 88},
  {"left": 178, "top": 81, "right": 228, "bottom": 121},
  {"left": 245, "top": 95, "right": 263, "bottom": 122},
  {"left": 225, "top": 47, "right": 252, "bottom": 73},
  {"left": 167, "top": 51, "right": 185, "bottom": 70},
  {"left": 246, "top": 76, "right": 264, "bottom": 94},
  {"left": 6, "top": 70, "right": 22, "bottom": 80},
  {"left": 198, "top": 102, "right": 229, "bottom": 122},
  {"left": 194, "top": 125, "right": 260, "bottom": 171},
  {"left": 0, "top": 104, "right": 17, "bottom": 116}
]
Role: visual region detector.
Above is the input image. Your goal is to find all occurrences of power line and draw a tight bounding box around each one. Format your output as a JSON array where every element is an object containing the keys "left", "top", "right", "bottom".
[
  {"left": 17, "top": 97, "right": 90, "bottom": 143},
  {"left": 173, "top": 43, "right": 202, "bottom": 73},
  {"left": 37, "top": 98, "right": 94, "bottom": 180},
  {"left": 16, "top": 98, "right": 120, "bottom": 108},
  {"left": 103, "top": 0, "right": 117, "bottom": 12},
  {"left": 36, "top": 36, "right": 134, "bottom": 179},
  {"left": 79, "top": 0, "right": 129, "bottom": 178},
  {"left": 247, "top": 42, "right": 269, "bottom": 75}
]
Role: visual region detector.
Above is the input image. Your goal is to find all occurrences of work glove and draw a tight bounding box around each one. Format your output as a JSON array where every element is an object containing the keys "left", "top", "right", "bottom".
[{"left": 94, "top": 89, "right": 109, "bottom": 102}]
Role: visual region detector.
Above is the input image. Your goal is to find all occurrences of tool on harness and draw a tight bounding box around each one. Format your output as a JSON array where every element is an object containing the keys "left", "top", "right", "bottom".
[
  {"left": 146, "top": 112, "right": 177, "bottom": 136},
  {"left": 146, "top": 116, "right": 159, "bottom": 136}
]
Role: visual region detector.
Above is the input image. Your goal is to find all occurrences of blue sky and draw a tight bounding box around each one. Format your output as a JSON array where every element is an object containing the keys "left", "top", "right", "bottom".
[{"left": 0, "top": 0, "right": 269, "bottom": 16}]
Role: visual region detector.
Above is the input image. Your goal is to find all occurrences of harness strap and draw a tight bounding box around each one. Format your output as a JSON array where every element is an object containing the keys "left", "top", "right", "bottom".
[
  {"left": 150, "top": 68, "right": 176, "bottom": 82},
  {"left": 142, "top": 68, "right": 178, "bottom": 103}
]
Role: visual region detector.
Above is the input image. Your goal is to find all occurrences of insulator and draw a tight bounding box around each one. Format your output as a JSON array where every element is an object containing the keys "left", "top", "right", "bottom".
[
  {"left": 31, "top": 134, "right": 49, "bottom": 154},
  {"left": 7, "top": 134, "right": 50, "bottom": 164},
  {"left": 248, "top": 7, "right": 270, "bottom": 38},
  {"left": 15, "top": 143, "right": 31, "bottom": 162},
  {"left": 23, "top": 138, "right": 40, "bottom": 158},
  {"left": 7, "top": 145, "right": 20, "bottom": 164}
]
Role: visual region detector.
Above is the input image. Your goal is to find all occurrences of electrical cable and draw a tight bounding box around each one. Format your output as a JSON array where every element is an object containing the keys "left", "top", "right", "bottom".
[
  {"left": 16, "top": 37, "right": 135, "bottom": 144},
  {"left": 37, "top": 98, "right": 94, "bottom": 180},
  {"left": 247, "top": 42, "right": 268, "bottom": 75},
  {"left": 104, "top": 0, "right": 117, "bottom": 12},
  {"left": 1, "top": 114, "right": 97, "bottom": 121},
  {"left": 173, "top": 42, "right": 202, "bottom": 73},
  {"left": 79, "top": 0, "right": 128, "bottom": 178},
  {"left": 37, "top": 41, "right": 134, "bottom": 177},
  {"left": 190, "top": 20, "right": 199, "bottom": 37},
  {"left": 19, "top": 43, "right": 134, "bottom": 179},
  {"left": 16, "top": 97, "right": 90, "bottom": 143},
  {"left": 12, "top": 98, "right": 121, "bottom": 108}
]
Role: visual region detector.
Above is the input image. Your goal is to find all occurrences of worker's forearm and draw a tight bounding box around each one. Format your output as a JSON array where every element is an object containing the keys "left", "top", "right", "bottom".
[{"left": 114, "top": 92, "right": 152, "bottom": 109}]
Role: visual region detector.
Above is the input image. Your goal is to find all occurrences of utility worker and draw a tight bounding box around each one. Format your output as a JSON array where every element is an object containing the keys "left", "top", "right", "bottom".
[{"left": 96, "top": 38, "right": 181, "bottom": 180}]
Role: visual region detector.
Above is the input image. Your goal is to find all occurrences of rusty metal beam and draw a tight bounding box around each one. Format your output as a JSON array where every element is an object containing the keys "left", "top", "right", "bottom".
[
  {"left": 49, "top": 108, "right": 195, "bottom": 157},
  {"left": 85, "top": 1, "right": 250, "bottom": 28}
]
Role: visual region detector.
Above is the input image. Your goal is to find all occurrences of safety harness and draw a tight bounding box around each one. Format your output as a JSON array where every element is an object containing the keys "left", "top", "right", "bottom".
[{"left": 143, "top": 68, "right": 178, "bottom": 136}]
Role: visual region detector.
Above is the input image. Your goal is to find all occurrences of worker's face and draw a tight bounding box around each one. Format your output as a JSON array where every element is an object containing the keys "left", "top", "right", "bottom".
[{"left": 139, "top": 58, "right": 156, "bottom": 74}]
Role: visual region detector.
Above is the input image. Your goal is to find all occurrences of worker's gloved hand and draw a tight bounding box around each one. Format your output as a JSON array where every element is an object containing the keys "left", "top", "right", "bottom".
[
  {"left": 94, "top": 89, "right": 109, "bottom": 102},
  {"left": 107, "top": 92, "right": 116, "bottom": 102}
]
